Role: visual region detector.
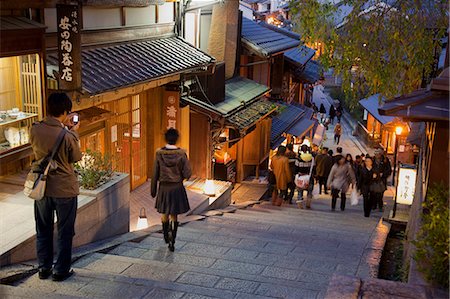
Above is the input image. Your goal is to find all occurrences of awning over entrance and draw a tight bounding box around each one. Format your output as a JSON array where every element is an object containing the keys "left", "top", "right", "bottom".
[
  {"left": 0, "top": 17, "right": 46, "bottom": 57},
  {"left": 47, "top": 36, "right": 215, "bottom": 95},
  {"left": 183, "top": 76, "right": 273, "bottom": 133},
  {"left": 226, "top": 100, "right": 276, "bottom": 131},
  {"left": 378, "top": 69, "right": 449, "bottom": 122},
  {"left": 270, "top": 104, "right": 317, "bottom": 149},
  {"left": 294, "top": 60, "right": 322, "bottom": 84},
  {"left": 284, "top": 46, "right": 316, "bottom": 68},
  {"left": 359, "top": 94, "right": 395, "bottom": 125},
  {"left": 217, "top": 76, "right": 271, "bottom": 116},
  {"left": 286, "top": 114, "right": 315, "bottom": 137}
]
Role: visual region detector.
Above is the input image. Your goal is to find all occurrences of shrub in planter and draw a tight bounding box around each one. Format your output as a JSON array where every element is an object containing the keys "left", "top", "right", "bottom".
[
  {"left": 75, "top": 150, "right": 114, "bottom": 190},
  {"left": 413, "top": 182, "right": 449, "bottom": 288}
]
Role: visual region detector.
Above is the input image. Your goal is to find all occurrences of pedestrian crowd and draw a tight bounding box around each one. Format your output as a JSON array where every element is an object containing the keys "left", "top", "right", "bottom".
[{"left": 269, "top": 142, "right": 392, "bottom": 217}]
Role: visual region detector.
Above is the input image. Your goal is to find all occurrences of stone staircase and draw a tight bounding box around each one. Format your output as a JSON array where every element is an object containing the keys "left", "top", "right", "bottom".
[{"left": 2, "top": 199, "right": 386, "bottom": 299}]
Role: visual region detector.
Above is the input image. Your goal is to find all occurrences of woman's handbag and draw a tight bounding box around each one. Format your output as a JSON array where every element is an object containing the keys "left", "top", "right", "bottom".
[
  {"left": 370, "top": 180, "right": 385, "bottom": 193},
  {"left": 24, "top": 129, "right": 66, "bottom": 200}
]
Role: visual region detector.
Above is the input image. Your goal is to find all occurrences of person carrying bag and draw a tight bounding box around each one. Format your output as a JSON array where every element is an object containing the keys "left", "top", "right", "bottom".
[{"left": 24, "top": 129, "right": 66, "bottom": 200}]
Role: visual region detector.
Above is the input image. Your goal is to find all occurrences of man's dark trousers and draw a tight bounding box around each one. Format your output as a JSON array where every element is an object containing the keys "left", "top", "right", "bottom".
[{"left": 35, "top": 196, "right": 77, "bottom": 274}]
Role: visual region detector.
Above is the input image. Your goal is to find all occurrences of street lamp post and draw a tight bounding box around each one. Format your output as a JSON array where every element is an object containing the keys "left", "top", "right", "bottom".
[{"left": 392, "top": 126, "right": 403, "bottom": 186}]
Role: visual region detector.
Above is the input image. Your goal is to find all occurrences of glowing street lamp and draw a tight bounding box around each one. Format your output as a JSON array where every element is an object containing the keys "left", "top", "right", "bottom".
[{"left": 392, "top": 126, "right": 403, "bottom": 185}]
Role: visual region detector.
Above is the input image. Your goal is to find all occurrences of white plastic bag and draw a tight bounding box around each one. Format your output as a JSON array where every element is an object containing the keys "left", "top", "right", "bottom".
[
  {"left": 350, "top": 188, "right": 359, "bottom": 206},
  {"left": 295, "top": 174, "right": 310, "bottom": 189}
]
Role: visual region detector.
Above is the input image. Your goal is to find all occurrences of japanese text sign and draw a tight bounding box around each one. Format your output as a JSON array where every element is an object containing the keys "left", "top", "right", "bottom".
[
  {"left": 396, "top": 165, "right": 417, "bottom": 205},
  {"left": 57, "top": 4, "right": 81, "bottom": 91},
  {"left": 162, "top": 89, "right": 180, "bottom": 131}
]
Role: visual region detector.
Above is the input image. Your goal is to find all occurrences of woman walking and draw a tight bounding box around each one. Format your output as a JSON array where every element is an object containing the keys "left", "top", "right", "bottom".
[
  {"left": 319, "top": 104, "right": 327, "bottom": 123},
  {"left": 359, "top": 157, "right": 377, "bottom": 217},
  {"left": 329, "top": 105, "right": 336, "bottom": 125},
  {"left": 334, "top": 122, "right": 342, "bottom": 144},
  {"left": 151, "top": 129, "right": 192, "bottom": 252},
  {"left": 270, "top": 146, "right": 291, "bottom": 206},
  {"left": 327, "top": 155, "right": 356, "bottom": 211}
]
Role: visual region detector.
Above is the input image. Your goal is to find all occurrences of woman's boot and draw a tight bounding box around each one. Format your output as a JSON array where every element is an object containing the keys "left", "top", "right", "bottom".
[
  {"left": 168, "top": 221, "right": 179, "bottom": 252},
  {"left": 162, "top": 221, "right": 169, "bottom": 244}
]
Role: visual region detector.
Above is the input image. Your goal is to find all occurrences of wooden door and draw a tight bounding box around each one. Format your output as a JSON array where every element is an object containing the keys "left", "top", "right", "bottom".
[{"left": 130, "top": 94, "right": 147, "bottom": 189}]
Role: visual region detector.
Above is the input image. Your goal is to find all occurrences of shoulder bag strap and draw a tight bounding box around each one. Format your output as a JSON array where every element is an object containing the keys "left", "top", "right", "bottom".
[
  {"left": 308, "top": 157, "right": 314, "bottom": 177},
  {"left": 43, "top": 129, "right": 67, "bottom": 176}
]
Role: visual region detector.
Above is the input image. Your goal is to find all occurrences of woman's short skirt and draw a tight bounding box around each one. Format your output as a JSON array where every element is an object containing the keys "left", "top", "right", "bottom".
[{"left": 155, "top": 182, "right": 190, "bottom": 215}]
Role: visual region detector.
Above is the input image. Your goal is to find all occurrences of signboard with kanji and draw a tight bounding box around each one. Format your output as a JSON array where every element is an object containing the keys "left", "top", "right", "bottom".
[
  {"left": 162, "top": 89, "right": 180, "bottom": 131},
  {"left": 57, "top": 4, "right": 81, "bottom": 91},
  {"left": 396, "top": 164, "right": 417, "bottom": 205}
]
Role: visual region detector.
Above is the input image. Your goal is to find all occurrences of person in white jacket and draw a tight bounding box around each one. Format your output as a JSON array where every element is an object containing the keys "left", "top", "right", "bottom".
[{"left": 327, "top": 155, "right": 356, "bottom": 211}]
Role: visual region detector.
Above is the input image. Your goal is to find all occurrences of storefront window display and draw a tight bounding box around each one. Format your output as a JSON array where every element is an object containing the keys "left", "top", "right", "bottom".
[{"left": 0, "top": 54, "right": 42, "bottom": 155}]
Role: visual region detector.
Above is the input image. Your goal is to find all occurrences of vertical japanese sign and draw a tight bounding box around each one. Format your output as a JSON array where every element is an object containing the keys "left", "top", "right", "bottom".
[
  {"left": 57, "top": 4, "right": 81, "bottom": 91},
  {"left": 162, "top": 89, "right": 180, "bottom": 131},
  {"left": 396, "top": 165, "right": 417, "bottom": 205}
]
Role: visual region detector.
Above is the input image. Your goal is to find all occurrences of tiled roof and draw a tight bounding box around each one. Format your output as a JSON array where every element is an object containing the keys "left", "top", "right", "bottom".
[
  {"left": 241, "top": 18, "right": 300, "bottom": 57},
  {"left": 259, "top": 22, "right": 301, "bottom": 40},
  {"left": 226, "top": 99, "right": 277, "bottom": 131},
  {"left": 48, "top": 36, "right": 214, "bottom": 95},
  {"left": 378, "top": 89, "right": 449, "bottom": 121},
  {"left": 294, "top": 60, "right": 322, "bottom": 84},
  {"left": 182, "top": 77, "right": 270, "bottom": 116},
  {"left": 360, "top": 94, "right": 395, "bottom": 124},
  {"left": 0, "top": 16, "right": 46, "bottom": 30},
  {"left": 284, "top": 46, "right": 316, "bottom": 67},
  {"left": 271, "top": 103, "right": 305, "bottom": 149},
  {"left": 378, "top": 68, "right": 449, "bottom": 122},
  {"left": 286, "top": 114, "right": 315, "bottom": 137},
  {"left": 215, "top": 76, "right": 271, "bottom": 115}
]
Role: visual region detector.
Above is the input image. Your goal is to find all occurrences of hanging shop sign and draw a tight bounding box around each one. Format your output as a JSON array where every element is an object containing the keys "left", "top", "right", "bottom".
[
  {"left": 57, "top": 4, "right": 81, "bottom": 91},
  {"left": 395, "top": 164, "right": 417, "bottom": 205},
  {"left": 162, "top": 88, "right": 180, "bottom": 131}
]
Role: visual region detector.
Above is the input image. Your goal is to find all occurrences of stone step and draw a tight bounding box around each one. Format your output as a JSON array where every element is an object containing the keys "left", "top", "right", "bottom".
[
  {"left": 71, "top": 252, "right": 326, "bottom": 298},
  {"left": 1, "top": 284, "right": 85, "bottom": 299},
  {"left": 221, "top": 207, "right": 379, "bottom": 235}
]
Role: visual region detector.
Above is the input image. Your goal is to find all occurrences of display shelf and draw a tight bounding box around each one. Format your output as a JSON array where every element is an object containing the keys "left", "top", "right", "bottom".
[{"left": 0, "top": 113, "right": 38, "bottom": 127}]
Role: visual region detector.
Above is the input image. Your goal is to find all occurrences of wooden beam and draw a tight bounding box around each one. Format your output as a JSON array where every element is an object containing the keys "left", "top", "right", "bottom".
[
  {"left": 45, "top": 23, "right": 175, "bottom": 49},
  {"left": 70, "top": 74, "right": 180, "bottom": 111}
]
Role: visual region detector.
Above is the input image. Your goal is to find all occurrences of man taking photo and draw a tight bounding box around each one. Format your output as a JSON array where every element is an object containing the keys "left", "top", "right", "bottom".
[{"left": 30, "top": 92, "right": 82, "bottom": 281}]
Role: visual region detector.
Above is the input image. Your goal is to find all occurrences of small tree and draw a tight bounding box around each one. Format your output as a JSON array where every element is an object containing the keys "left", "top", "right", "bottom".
[{"left": 290, "top": 0, "right": 448, "bottom": 107}]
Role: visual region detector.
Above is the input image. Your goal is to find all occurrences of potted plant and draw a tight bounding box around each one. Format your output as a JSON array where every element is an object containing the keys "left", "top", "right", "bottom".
[{"left": 76, "top": 149, "right": 114, "bottom": 190}]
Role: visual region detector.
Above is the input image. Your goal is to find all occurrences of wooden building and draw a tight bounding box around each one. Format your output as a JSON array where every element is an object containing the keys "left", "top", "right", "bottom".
[
  {"left": 0, "top": 1, "right": 216, "bottom": 191},
  {"left": 240, "top": 17, "right": 299, "bottom": 99},
  {"left": 284, "top": 46, "right": 321, "bottom": 105},
  {"left": 379, "top": 66, "right": 449, "bottom": 284},
  {"left": 0, "top": 16, "right": 47, "bottom": 177},
  {"left": 44, "top": 2, "right": 215, "bottom": 191},
  {"left": 183, "top": 75, "right": 276, "bottom": 182}
]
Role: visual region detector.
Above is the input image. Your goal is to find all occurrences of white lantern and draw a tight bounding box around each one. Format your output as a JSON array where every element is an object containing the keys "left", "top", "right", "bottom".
[
  {"left": 203, "top": 179, "right": 216, "bottom": 197},
  {"left": 136, "top": 208, "right": 148, "bottom": 230}
]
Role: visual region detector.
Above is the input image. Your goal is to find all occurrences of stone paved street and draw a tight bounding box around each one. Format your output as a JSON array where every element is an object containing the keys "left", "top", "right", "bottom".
[
  {"left": 5, "top": 195, "right": 385, "bottom": 299},
  {"left": 2, "top": 86, "right": 391, "bottom": 299}
]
